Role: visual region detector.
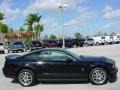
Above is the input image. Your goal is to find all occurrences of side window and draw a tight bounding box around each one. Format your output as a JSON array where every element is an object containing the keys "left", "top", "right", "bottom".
[
  {"left": 117, "top": 36, "right": 120, "bottom": 38},
  {"left": 110, "top": 36, "right": 113, "bottom": 38},
  {"left": 24, "top": 53, "right": 42, "bottom": 62},
  {"left": 41, "top": 51, "right": 73, "bottom": 61},
  {"left": 101, "top": 37, "right": 105, "bottom": 39}
]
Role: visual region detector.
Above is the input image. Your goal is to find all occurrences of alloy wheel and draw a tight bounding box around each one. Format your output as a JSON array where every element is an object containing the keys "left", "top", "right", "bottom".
[
  {"left": 90, "top": 68, "right": 107, "bottom": 85},
  {"left": 18, "top": 70, "right": 34, "bottom": 86}
]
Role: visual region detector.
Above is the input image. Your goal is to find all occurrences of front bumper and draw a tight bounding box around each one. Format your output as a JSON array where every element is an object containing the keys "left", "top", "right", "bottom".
[
  {"left": 109, "top": 66, "right": 118, "bottom": 82},
  {"left": 12, "top": 48, "right": 24, "bottom": 51},
  {"left": 0, "top": 49, "right": 5, "bottom": 51}
]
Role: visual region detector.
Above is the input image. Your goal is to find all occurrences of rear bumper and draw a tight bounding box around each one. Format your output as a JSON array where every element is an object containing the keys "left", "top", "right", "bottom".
[
  {"left": 9, "top": 48, "right": 24, "bottom": 51},
  {"left": 2, "top": 67, "right": 16, "bottom": 78},
  {"left": 31, "top": 47, "right": 42, "bottom": 51}
]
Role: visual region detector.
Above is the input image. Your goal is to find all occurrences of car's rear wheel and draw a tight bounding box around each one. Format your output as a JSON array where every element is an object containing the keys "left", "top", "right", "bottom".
[
  {"left": 89, "top": 68, "right": 107, "bottom": 85},
  {"left": 21, "top": 50, "right": 24, "bottom": 52},
  {"left": 17, "top": 69, "right": 34, "bottom": 87}
]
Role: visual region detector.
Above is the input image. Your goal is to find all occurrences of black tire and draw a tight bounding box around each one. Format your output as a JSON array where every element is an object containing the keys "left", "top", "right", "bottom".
[
  {"left": 96, "top": 42, "right": 99, "bottom": 46},
  {"left": 21, "top": 50, "right": 24, "bottom": 52},
  {"left": 17, "top": 69, "right": 35, "bottom": 87},
  {"left": 90, "top": 44, "right": 93, "bottom": 46},
  {"left": 2, "top": 51, "right": 4, "bottom": 54},
  {"left": 85, "top": 43, "right": 89, "bottom": 46},
  {"left": 12, "top": 50, "right": 15, "bottom": 53},
  {"left": 89, "top": 67, "right": 108, "bottom": 85},
  {"left": 80, "top": 45, "right": 83, "bottom": 47}
]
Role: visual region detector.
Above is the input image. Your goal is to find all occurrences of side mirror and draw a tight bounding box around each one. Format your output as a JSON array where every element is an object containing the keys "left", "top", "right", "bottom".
[{"left": 66, "top": 58, "right": 73, "bottom": 63}]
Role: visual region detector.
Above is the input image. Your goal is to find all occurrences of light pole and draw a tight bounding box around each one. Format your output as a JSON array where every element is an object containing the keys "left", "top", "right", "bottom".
[{"left": 58, "top": 4, "right": 68, "bottom": 48}]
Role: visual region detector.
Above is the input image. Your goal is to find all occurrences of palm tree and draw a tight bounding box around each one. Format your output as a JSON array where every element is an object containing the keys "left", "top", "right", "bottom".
[
  {"left": 34, "top": 24, "right": 43, "bottom": 40},
  {"left": 25, "top": 13, "right": 43, "bottom": 40},
  {"left": 33, "top": 13, "right": 43, "bottom": 40},
  {"left": 24, "top": 15, "right": 33, "bottom": 31},
  {"left": 24, "top": 13, "right": 35, "bottom": 39}
]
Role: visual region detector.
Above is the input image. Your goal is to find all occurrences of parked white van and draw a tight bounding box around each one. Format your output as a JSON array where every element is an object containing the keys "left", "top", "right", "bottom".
[
  {"left": 105, "top": 36, "right": 114, "bottom": 44},
  {"left": 91, "top": 36, "right": 106, "bottom": 45},
  {"left": 112, "top": 36, "right": 120, "bottom": 43}
]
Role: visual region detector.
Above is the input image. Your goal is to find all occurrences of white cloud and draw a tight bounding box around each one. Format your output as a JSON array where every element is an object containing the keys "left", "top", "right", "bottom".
[
  {"left": 76, "top": 6, "right": 88, "bottom": 13},
  {"left": 66, "top": 11, "right": 97, "bottom": 26},
  {"left": 41, "top": 17, "right": 58, "bottom": 29},
  {"left": 103, "top": 5, "right": 120, "bottom": 19},
  {"left": 23, "top": 0, "right": 58, "bottom": 15},
  {"left": 0, "top": 0, "right": 21, "bottom": 22},
  {"left": 23, "top": 0, "right": 88, "bottom": 15}
]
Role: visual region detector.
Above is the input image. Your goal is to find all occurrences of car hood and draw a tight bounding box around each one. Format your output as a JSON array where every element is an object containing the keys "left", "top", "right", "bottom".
[{"left": 80, "top": 55, "right": 115, "bottom": 64}]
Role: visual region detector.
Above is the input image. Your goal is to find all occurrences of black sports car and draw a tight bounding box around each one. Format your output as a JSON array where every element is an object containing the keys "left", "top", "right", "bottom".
[{"left": 2, "top": 48, "right": 118, "bottom": 86}]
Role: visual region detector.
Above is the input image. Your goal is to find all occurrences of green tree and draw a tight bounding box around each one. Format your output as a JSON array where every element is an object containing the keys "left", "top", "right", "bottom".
[
  {"left": 0, "top": 23, "right": 9, "bottom": 42},
  {"left": 0, "top": 12, "right": 8, "bottom": 33},
  {"left": 9, "top": 28, "right": 14, "bottom": 33},
  {"left": 0, "top": 12, "right": 4, "bottom": 21},
  {"left": 50, "top": 34, "right": 57, "bottom": 40},
  {"left": 0, "top": 23, "right": 8, "bottom": 33},
  {"left": 24, "top": 37, "right": 32, "bottom": 46},
  {"left": 18, "top": 26, "right": 25, "bottom": 32},
  {"left": 74, "top": 32, "right": 82, "bottom": 39}
]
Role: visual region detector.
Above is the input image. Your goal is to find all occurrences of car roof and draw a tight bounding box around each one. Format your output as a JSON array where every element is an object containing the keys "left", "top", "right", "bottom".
[
  {"left": 22, "top": 48, "right": 66, "bottom": 56},
  {"left": 36, "top": 48, "right": 66, "bottom": 52}
]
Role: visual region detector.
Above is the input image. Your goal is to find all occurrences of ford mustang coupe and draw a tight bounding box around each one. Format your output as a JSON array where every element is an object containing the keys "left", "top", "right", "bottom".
[{"left": 3, "top": 48, "right": 118, "bottom": 86}]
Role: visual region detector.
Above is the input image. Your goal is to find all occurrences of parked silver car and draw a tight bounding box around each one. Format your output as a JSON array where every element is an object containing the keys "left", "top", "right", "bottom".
[{"left": 0, "top": 43, "right": 5, "bottom": 54}]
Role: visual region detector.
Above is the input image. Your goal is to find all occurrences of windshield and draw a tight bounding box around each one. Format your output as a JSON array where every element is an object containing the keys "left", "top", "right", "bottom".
[
  {"left": 14, "top": 42, "right": 23, "bottom": 45},
  {"left": 87, "top": 38, "right": 93, "bottom": 41},
  {"left": 32, "top": 41, "right": 41, "bottom": 44}
]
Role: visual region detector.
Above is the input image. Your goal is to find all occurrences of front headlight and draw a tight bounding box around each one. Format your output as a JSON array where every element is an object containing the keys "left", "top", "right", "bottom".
[{"left": 112, "top": 64, "right": 115, "bottom": 68}]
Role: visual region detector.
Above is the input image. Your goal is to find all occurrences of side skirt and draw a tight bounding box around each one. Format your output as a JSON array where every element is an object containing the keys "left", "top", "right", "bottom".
[{"left": 37, "top": 78, "right": 88, "bottom": 81}]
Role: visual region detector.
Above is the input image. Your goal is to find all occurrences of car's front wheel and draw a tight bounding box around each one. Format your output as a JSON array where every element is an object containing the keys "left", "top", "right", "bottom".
[
  {"left": 89, "top": 67, "right": 108, "bottom": 85},
  {"left": 17, "top": 69, "right": 34, "bottom": 87}
]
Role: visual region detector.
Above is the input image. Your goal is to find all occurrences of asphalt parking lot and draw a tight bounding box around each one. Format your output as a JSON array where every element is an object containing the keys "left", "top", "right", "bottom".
[{"left": 0, "top": 44, "right": 120, "bottom": 90}]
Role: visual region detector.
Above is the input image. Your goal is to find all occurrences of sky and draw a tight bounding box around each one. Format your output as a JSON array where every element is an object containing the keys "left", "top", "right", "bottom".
[{"left": 0, "top": 0, "right": 120, "bottom": 37}]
